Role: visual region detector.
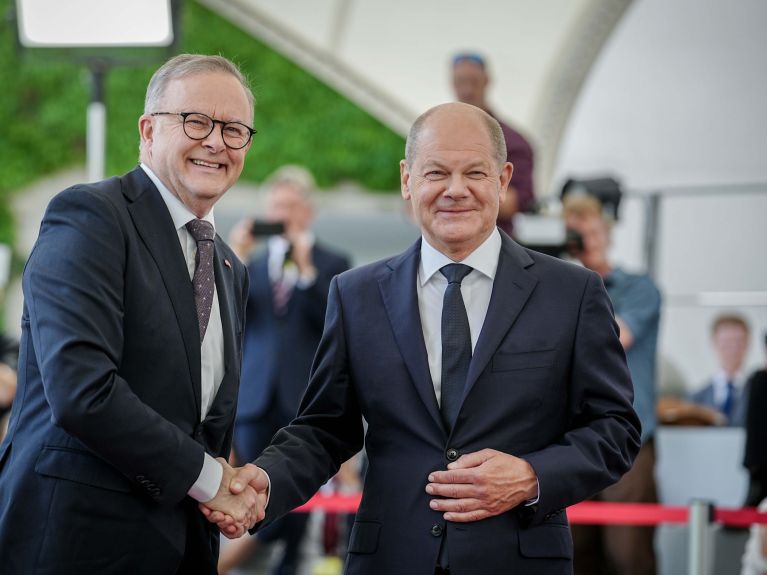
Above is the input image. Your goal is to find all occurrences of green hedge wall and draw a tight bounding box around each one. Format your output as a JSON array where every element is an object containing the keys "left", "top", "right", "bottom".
[{"left": 0, "top": 0, "right": 406, "bottom": 249}]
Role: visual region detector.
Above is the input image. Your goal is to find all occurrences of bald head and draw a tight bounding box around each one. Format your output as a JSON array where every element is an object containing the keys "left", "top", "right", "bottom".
[{"left": 405, "top": 103, "right": 506, "bottom": 169}]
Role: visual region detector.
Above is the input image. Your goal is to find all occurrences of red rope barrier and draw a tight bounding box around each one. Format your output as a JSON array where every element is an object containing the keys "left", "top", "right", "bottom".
[{"left": 293, "top": 493, "right": 767, "bottom": 527}]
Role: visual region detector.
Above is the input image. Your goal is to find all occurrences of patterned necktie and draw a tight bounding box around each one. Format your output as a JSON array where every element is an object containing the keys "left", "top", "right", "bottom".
[
  {"left": 185, "top": 219, "right": 215, "bottom": 344},
  {"left": 440, "top": 263, "right": 473, "bottom": 432},
  {"left": 272, "top": 271, "right": 292, "bottom": 316}
]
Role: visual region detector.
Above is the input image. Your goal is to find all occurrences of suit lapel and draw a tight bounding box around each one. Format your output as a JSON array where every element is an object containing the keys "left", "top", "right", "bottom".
[
  {"left": 205, "top": 243, "right": 239, "bottom": 426},
  {"left": 379, "top": 240, "right": 444, "bottom": 432},
  {"left": 463, "top": 234, "right": 538, "bottom": 401},
  {"left": 123, "top": 168, "right": 202, "bottom": 416}
]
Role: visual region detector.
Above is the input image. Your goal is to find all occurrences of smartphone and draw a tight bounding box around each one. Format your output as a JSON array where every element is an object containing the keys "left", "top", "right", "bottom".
[{"left": 250, "top": 220, "right": 285, "bottom": 237}]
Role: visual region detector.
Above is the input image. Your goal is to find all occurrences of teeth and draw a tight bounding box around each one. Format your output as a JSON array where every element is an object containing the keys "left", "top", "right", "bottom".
[{"left": 192, "top": 159, "right": 221, "bottom": 168}]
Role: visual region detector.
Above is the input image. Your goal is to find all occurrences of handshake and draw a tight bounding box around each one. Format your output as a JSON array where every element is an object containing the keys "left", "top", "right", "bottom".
[{"left": 198, "top": 458, "right": 269, "bottom": 538}]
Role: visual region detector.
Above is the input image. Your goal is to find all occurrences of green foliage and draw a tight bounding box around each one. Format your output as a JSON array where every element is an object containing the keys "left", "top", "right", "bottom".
[{"left": 0, "top": 0, "right": 405, "bottom": 251}]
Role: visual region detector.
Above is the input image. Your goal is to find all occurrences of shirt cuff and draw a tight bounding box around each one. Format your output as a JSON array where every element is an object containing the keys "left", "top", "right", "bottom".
[
  {"left": 187, "top": 453, "right": 223, "bottom": 503},
  {"left": 525, "top": 478, "right": 540, "bottom": 506},
  {"left": 263, "top": 469, "right": 272, "bottom": 509}
]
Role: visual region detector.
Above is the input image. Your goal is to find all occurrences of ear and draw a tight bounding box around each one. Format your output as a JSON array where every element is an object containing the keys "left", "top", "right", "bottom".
[
  {"left": 139, "top": 115, "right": 154, "bottom": 148},
  {"left": 498, "top": 161, "right": 513, "bottom": 202},
  {"left": 400, "top": 160, "right": 411, "bottom": 200}
]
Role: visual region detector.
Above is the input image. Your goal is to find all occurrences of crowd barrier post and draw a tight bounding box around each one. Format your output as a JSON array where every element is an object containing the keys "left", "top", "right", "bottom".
[{"left": 688, "top": 499, "right": 714, "bottom": 575}]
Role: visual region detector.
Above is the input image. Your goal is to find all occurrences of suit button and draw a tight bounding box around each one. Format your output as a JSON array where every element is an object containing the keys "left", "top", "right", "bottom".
[
  {"left": 446, "top": 448, "right": 459, "bottom": 462},
  {"left": 430, "top": 524, "right": 443, "bottom": 537}
]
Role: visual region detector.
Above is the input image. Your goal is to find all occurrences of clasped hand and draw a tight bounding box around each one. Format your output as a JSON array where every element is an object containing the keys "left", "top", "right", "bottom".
[
  {"left": 198, "top": 458, "right": 269, "bottom": 538},
  {"left": 425, "top": 448, "right": 539, "bottom": 522}
]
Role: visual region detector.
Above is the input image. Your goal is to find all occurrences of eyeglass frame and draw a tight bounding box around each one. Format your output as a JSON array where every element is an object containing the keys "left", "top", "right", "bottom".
[{"left": 150, "top": 111, "right": 257, "bottom": 150}]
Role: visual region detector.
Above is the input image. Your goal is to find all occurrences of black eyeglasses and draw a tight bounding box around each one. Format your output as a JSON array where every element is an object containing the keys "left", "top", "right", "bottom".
[{"left": 151, "top": 112, "right": 256, "bottom": 150}]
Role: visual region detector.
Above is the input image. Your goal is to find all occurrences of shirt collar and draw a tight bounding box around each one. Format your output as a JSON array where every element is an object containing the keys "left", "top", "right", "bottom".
[
  {"left": 713, "top": 369, "right": 744, "bottom": 387},
  {"left": 419, "top": 228, "right": 501, "bottom": 286},
  {"left": 140, "top": 163, "right": 215, "bottom": 232}
]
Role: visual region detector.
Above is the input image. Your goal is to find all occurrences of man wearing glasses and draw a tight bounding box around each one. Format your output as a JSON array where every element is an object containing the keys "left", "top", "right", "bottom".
[{"left": 0, "top": 54, "right": 267, "bottom": 574}]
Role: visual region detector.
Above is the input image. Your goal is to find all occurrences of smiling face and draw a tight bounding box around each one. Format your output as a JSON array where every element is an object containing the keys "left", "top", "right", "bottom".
[
  {"left": 139, "top": 71, "right": 253, "bottom": 217},
  {"left": 400, "top": 105, "right": 512, "bottom": 261}
]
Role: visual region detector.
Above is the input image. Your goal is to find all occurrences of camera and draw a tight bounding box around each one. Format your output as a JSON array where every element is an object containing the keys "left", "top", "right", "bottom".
[
  {"left": 250, "top": 220, "right": 284, "bottom": 237},
  {"left": 512, "top": 214, "right": 583, "bottom": 259}
]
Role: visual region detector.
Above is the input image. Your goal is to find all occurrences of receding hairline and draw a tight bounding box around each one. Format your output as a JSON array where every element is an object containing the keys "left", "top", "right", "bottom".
[
  {"left": 404, "top": 103, "right": 506, "bottom": 169},
  {"left": 144, "top": 53, "right": 255, "bottom": 117}
]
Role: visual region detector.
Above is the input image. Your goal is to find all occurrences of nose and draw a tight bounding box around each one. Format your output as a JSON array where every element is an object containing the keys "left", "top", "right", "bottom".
[
  {"left": 444, "top": 174, "right": 470, "bottom": 199},
  {"left": 201, "top": 124, "right": 226, "bottom": 153}
]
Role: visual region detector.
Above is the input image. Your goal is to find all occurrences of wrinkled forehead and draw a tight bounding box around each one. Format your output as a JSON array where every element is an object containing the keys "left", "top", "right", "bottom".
[
  {"left": 161, "top": 72, "right": 253, "bottom": 123},
  {"left": 417, "top": 112, "right": 493, "bottom": 155}
]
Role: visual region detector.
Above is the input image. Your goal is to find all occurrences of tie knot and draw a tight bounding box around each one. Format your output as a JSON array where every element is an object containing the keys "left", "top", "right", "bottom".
[
  {"left": 186, "top": 219, "right": 215, "bottom": 242},
  {"left": 440, "top": 263, "right": 472, "bottom": 285}
]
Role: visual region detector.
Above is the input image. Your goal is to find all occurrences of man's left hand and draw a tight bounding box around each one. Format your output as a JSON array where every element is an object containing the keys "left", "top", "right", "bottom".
[{"left": 426, "top": 448, "right": 538, "bottom": 522}]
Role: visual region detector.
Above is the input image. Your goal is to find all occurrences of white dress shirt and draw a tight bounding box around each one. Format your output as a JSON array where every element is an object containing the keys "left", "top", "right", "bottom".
[
  {"left": 417, "top": 229, "right": 500, "bottom": 405},
  {"left": 267, "top": 233, "right": 317, "bottom": 289},
  {"left": 141, "top": 163, "right": 225, "bottom": 502},
  {"left": 417, "top": 229, "right": 539, "bottom": 502}
]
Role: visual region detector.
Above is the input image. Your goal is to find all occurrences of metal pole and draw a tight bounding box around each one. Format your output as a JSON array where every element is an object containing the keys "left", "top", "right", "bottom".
[
  {"left": 688, "top": 499, "right": 712, "bottom": 575},
  {"left": 643, "top": 192, "right": 661, "bottom": 280},
  {"left": 86, "top": 64, "right": 107, "bottom": 182}
]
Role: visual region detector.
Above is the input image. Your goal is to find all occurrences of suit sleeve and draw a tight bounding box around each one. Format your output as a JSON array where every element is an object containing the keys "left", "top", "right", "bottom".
[
  {"left": 293, "top": 253, "right": 351, "bottom": 331},
  {"left": 254, "top": 275, "right": 364, "bottom": 526},
  {"left": 522, "top": 271, "right": 641, "bottom": 522},
  {"left": 24, "top": 187, "right": 205, "bottom": 505}
]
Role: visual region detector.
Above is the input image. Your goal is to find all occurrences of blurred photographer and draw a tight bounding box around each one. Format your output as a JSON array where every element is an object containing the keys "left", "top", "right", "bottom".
[
  {"left": 0, "top": 334, "right": 19, "bottom": 441},
  {"left": 564, "top": 194, "right": 662, "bottom": 575},
  {"left": 226, "top": 166, "right": 350, "bottom": 575}
]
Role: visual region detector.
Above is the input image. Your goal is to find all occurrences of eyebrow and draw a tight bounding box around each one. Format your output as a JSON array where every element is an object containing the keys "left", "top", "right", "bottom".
[{"left": 420, "top": 159, "right": 491, "bottom": 172}]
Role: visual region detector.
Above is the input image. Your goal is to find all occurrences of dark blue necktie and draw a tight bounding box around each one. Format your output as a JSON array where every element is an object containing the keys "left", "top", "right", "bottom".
[
  {"left": 721, "top": 380, "right": 735, "bottom": 422},
  {"left": 440, "top": 263, "right": 473, "bottom": 432}
]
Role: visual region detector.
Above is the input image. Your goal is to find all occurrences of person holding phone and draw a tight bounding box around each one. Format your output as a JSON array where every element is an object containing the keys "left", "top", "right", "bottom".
[{"left": 226, "top": 165, "right": 351, "bottom": 574}]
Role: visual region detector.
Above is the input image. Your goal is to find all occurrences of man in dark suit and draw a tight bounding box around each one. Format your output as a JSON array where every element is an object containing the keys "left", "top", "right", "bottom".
[
  {"left": 689, "top": 314, "right": 751, "bottom": 426},
  {"left": 208, "top": 102, "right": 640, "bottom": 574},
  {"left": 220, "top": 166, "right": 350, "bottom": 574},
  {"left": 0, "top": 54, "right": 266, "bottom": 575}
]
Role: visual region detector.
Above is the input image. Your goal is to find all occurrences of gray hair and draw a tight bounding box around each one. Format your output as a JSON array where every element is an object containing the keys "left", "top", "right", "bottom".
[
  {"left": 144, "top": 53, "right": 255, "bottom": 115},
  {"left": 265, "top": 165, "right": 316, "bottom": 200},
  {"left": 405, "top": 103, "right": 506, "bottom": 169}
]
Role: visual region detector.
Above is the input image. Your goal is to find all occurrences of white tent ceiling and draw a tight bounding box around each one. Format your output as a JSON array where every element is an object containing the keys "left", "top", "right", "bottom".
[{"left": 198, "top": 0, "right": 634, "bottom": 190}]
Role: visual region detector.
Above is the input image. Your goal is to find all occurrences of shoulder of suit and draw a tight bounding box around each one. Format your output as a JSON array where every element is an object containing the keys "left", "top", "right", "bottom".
[{"left": 48, "top": 175, "right": 129, "bottom": 222}]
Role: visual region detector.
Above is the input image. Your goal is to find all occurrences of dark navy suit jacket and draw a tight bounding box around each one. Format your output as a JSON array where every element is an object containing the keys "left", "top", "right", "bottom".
[
  {"left": 255, "top": 232, "right": 640, "bottom": 575},
  {"left": 0, "top": 167, "right": 248, "bottom": 574},
  {"left": 237, "top": 244, "right": 350, "bottom": 423}
]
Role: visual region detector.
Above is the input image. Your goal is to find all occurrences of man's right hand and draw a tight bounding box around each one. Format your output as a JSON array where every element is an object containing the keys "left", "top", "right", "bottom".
[
  {"left": 198, "top": 458, "right": 267, "bottom": 538},
  {"left": 199, "top": 461, "right": 269, "bottom": 538},
  {"left": 227, "top": 219, "right": 256, "bottom": 264}
]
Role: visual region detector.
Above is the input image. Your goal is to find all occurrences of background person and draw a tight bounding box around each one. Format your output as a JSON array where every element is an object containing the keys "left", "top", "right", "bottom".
[
  {"left": 689, "top": 314, "right": 751, "bottom": 426},
  {"left": 0, "top": 334, "right": 19, "bottom": 442},
  {"left": 0, "top": 54, "right": 266, "bottom": 575},
  {"left": 222, "top": 166, "right": 350, "bottom": 574},
  {"left": 452, "top": 52, "right": 535, "bottom": 234},
  {"left": 208, "top": 102, "right": 640, "bottom": 575},
  {"left": 563, "top": 193, "right": 661, "bottom": 575}
]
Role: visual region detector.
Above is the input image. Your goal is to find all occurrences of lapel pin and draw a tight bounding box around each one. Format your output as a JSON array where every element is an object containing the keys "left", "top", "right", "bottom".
[{"left": 224, "top": 259, "right": 232, "bottom": 268}]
